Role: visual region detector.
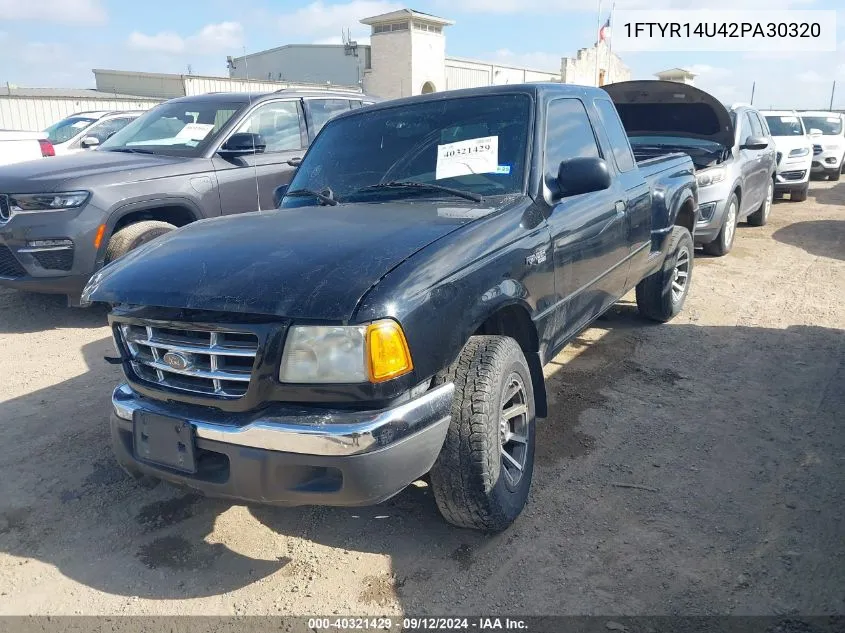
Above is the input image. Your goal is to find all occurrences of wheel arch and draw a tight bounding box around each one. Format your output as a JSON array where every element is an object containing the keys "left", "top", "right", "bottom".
[
  {"left": 96, "top": 198, "right": 202, "bottom": 266},
  {"left": 471, "top": 302, "right": 547, "bottom": 418}
]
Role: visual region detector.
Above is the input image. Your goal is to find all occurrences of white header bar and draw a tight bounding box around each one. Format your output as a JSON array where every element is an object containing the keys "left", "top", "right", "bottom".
[{"left": 611, "top": 10, "right": 838, "bottom": 52}]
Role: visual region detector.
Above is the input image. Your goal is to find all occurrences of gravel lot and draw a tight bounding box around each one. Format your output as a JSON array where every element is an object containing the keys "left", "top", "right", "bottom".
[{"left": 0, "top": 181, "right": 843, "bottom": 616}]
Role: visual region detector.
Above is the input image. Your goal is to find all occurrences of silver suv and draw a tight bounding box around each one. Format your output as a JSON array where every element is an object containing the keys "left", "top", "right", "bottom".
[{"left": 605, "top": 83, "right": 777, "bottom": 257}]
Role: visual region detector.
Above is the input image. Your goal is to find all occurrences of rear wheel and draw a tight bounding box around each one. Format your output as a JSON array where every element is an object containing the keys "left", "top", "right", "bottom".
[
  {"left": 702, "top": 193, "right": 738, "bottom": 256},
  {"left": 636, "top": 226, "right": 693, "bottom": 323},
  {"left": 105, "top": 220, "right": 176, "bottom": 263},
  {"left": 430, "top": 336, "right": 535, "bottom": 532},
  {"left": 747, "top": 179, "right": 773, "bottom": 226}
]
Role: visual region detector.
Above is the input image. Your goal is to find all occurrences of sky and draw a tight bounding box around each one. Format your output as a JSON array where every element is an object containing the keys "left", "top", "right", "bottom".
[{"left": 0, "top": 0, "right": 843, "bottom": 110}]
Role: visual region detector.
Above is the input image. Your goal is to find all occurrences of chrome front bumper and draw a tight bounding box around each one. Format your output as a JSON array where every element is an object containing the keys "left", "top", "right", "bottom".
[{"left": 111, "top": 382, "right": 454, "bottom": 457}]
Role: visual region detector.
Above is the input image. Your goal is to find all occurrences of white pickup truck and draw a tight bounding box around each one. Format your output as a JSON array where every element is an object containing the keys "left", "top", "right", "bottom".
[{"left": 0, "top": 130, "right": 54, "bottom": 166}]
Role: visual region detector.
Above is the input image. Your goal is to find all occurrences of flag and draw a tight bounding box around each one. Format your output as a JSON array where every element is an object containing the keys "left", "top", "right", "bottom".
[{"left": 599, "top": 17, "right": 611, "bottom": 42}]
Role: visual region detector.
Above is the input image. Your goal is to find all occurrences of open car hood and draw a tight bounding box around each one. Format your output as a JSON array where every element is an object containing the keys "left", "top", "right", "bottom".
[{"left": 603, "top": 80, "right": 735, "bottom": 148}]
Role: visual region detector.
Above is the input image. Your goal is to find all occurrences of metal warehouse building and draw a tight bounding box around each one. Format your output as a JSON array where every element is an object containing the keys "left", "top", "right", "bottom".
[
  {"left": 0, "top": 87, "right": 162, "bottom": 132},
  {"left": 1, "top": 72, "right": 362, "bottom": 132}
]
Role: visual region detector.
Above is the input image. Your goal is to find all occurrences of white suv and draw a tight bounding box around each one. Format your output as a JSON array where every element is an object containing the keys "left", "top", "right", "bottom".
[
  {"left": 799, "top": 111, "right": 845, "bottom": 182},
  {"left": 760, "top": 110, "right": 813, "bottom": 201},
  {"left": 44, "top": 111, "right": 144, "bottom": 155}
]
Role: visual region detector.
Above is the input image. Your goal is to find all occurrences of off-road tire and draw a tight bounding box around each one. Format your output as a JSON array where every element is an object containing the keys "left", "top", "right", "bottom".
[
  {"left": 430, "top": 336, "right": 535, "bottom": 532},
  {"left": 105, "top": 220, "right": 176, "bottom": 263},
  {"left": 830, "top": 169, "right": 841, "bottom": 182},
  {"left": 636, "top": 225, "right": 694, "bottom": 323},
  {"left": 702, "top": 193, "right": 738, "bottom": 256},
  {"left": 790, "top": 184, "right": 809, "bottom": 202},
  {"left": 747, "top": 178, "right": 774, "bottom": 226}
]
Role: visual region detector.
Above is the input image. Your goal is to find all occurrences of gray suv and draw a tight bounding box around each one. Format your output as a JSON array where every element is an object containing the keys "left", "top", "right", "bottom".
[
  {"left": 0, "top": 89, "right": 376, "bottom": 304},
  {"left": 605, "top": 82, "right": 777, "bottom": 257}
]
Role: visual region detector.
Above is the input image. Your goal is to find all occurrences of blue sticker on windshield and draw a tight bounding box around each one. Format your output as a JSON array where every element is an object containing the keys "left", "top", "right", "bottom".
[{"left": 496, "top": 165, "right": 511, "bottom": 174}]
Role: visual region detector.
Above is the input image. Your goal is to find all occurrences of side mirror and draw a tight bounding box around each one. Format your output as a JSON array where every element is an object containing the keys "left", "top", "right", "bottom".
[
  {"left": 273, "top": 184, "right": 289, "bottom": 207},
  {"left": 554, "top": 156, "right": 612, "bottom": 199},
  {"left": 80, "top": 136, "right": 100, "bottom": 149},
  {"left": 808, "top": 128, "right": 823, "bottom": 137},
  {"left": 219, "top": 132, "right": 266, "bottom": 156},
  {"left": 740, "top": 135, "right": 768, "bottom": 150}
]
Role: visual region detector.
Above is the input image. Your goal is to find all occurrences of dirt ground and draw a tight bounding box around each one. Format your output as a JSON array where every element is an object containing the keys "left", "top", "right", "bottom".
[{"left": 0, "top": 181, "right": 843, "bottom": 617}]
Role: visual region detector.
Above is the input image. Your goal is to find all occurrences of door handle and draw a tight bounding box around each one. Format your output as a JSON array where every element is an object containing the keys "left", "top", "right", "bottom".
[
  {"left": 615, "top": 200, "right": 626, "bottom": 214},
  {"left": 287, "top": 157, "right": 302, "bottom": 167}
]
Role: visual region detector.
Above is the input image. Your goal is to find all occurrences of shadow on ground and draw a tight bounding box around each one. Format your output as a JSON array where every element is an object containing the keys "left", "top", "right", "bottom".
[
  {"left": 810, "top": 181, "right": 844, "bottom": 207},
  {"left": 772, "top": 220, "right": 845, "bottom": 261},
  {"left": 1, "top": 293, "right": 843, "bottom": 613},
  {"left": 0, "top": 289, "right": 108, "bottom": 334}
]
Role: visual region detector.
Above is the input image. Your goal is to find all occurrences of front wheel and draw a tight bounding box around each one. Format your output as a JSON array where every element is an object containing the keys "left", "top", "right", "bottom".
[
  {"left": 747, "top": 179, "right": 773, "bottom": 226},
  {"left": 702, "top": 193, "right": 738, "bottom": 256},
  {"left": 430, "top": 336, "right": 535, "bottom": 532},
  {"left": 790, "top": 184, "right": 809, "bottom": 202},
  {"left": 105, "top": 220, "right": 177, "bottom": 264},
  {"left": 636, "top": 225, "right": 694, "bottom": 323},
  {"left": 830, "top": 169, "right": 841, "bottom": 182}
]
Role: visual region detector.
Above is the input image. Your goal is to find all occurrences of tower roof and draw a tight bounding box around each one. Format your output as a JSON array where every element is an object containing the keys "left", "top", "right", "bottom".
[{"left": 360, "top": 8, "right": 454, "bottom": 26}]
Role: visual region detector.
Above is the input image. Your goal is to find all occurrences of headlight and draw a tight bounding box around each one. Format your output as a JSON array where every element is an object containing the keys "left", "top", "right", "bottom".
[
  {"left": 9, "top": 191, "right": 90, "bottom": 214},
  {"left": 789, "top": 147, "right": 810, "bottom": 158},
  {"left": 279, "top": 319, "right": 413, "bottom": 384},
  {"left": 696, "top": 167, "right": 726, "bottom": 188}
]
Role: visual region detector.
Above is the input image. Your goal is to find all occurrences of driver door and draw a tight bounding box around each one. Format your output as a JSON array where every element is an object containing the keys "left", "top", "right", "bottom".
[{"left": 212, "top": 99, "right": 308, "bottom": 214}]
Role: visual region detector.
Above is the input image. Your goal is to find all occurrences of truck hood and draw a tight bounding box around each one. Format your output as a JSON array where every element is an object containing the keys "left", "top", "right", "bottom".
[
  {"left": 84, "top": 200, "right": 498, "bottom": 321},
  {"left": 0, "top": 150, "right": 196, "bottom": 192},
  {"left": 603, "top": 80, "right": 734, "bottom": 148}
]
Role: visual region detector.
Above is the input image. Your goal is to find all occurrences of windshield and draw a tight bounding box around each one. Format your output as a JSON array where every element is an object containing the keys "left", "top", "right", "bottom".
[
  {"left": 45, "top": 116, "right": 98, "bottom": 144},
  {"left": 99, "top": 101, "right": 245, "bottom": 156},
  {"left": 765, "top": 115, "right": 805, "bottom": 136},
  {"left": 282, "top": 94, "right": 531, "bottom": 205},
  {"left": 800, "top": 116, "right": 843, "bottom": 136}
]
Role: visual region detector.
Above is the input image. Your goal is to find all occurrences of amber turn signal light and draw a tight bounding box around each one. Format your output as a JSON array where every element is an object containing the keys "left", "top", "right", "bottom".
[{"left": 366, "top": 319, "right": 413, "bottom": 383}]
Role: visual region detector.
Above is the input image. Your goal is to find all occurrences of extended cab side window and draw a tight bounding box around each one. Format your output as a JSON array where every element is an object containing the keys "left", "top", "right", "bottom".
[
  {"left": 235, "top": 101, "right": 304, "bottom": 152},
  {"left": 593, "top": 99, "right": 635, "bottom": 172},
  {"left": 544, "top": 99, "right": 601, "bottom": 187}
]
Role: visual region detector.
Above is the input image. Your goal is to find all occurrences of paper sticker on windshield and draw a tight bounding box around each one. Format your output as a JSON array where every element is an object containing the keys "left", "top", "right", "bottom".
[
  {"left": 71, "top": 120, "right": 90, "bottom": 129},
  {"left": 436, "top": 136, "right": 498, "bottom": 180},
  {"left": 176, "top": 123, "right": 214, "bottom": 141},
  {"left": 827, "top": 117, "right": 841, "bottom": 122},
  {"left": 780, "top": 116, "right": 798, "bottom": 123}
]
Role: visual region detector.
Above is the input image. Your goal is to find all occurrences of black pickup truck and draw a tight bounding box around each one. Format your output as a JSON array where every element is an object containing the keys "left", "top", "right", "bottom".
[{"left": 84, "top": 84, "right": 698, "bottom": 532}]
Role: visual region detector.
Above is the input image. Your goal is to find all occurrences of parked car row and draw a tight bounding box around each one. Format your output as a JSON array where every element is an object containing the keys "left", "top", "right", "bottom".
[{"left": 0, "top": 80, "right": 830, "bottom": 532}]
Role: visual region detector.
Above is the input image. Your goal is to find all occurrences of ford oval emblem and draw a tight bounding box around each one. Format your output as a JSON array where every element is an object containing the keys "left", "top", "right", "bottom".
[{"left": 162, "top": 351, "right": 191, "bottom": 371}]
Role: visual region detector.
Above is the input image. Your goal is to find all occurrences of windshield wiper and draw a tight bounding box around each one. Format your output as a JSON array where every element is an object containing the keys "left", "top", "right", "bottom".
[
  {"left": 102, "top": 147, "right": 156, "bottom": 154},
  {"left": 285, "top": 188, "right": 338, "bottom": 206},
  {"left": 357, "top": 180, "right": 483, "bottom": 203}
]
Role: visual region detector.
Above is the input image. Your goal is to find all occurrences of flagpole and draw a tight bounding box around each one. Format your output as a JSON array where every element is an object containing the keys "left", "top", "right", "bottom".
[
  {"left": 595, "top": 0, "right": 602, "bottom": 86},
  {"left": 606, "top": 1, "right": 615, "bottom": 84}
]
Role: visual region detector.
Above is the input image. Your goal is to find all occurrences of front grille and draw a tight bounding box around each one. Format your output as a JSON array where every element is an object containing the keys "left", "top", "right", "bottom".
[
  {"left": 780, "top": 170, "right": 806, "bottom": 181},
  {"left": 776, "top": 151, "right": 782, "bottom": 165},
  {"left": 813, "top": 144, "right": 823, "bottom": 155},
  {"left": 32, "top": 248, "right": 74, "bottom": 271},
  {"left": 0, "top": 245, "right": 26, "bottom": 278},
  {"left": 0, "top": 195, "right": 10, "bottom": 222},
  {"left": 118, "top": 323, "right": 259, "bottom": 398}
]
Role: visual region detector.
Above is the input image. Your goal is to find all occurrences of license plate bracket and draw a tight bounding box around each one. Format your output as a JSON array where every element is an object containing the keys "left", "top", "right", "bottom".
[{"left": 133, "top": 412, "right": 197, "bottom": 474}]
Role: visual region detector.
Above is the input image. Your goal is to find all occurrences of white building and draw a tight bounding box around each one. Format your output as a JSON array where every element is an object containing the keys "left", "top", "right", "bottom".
[
  {"left": 229, "top": 7, "right": 629, "bottom": 100},
  {"left": 654, "top": 68, "right": 697, "bottom": 86}
]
